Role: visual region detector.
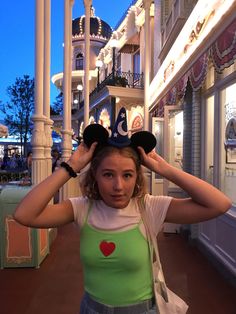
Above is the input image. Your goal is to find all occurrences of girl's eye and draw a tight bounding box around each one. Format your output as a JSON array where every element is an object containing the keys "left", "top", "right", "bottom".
[
  {"left": 103, "top": 172, "right": 113, "bottom": 178},
  {"left": 124, "top": 173, "right": 132, "bottom": 178}
]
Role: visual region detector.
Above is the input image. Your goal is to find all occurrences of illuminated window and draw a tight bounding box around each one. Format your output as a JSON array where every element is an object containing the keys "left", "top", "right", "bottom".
[{"left": 76, "top": 53, "right": 83, "bottom": 70}]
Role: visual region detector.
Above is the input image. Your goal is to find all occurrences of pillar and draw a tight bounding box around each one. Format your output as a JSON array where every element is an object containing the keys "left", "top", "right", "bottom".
[
  {"left": 143, "top": 0, "right": 152, "bottom": 131},
  {"left": 44, "top": 0, "right": 54, "bottom": 177},
  {"left": 60, "top": 0, "right": 75, "bottom": 201},
  {"left": 83, "top": 0, "right": 92, "bottom": 127},
  {"left": 31, "top": 0, "right": 47, "bottom": 185}
]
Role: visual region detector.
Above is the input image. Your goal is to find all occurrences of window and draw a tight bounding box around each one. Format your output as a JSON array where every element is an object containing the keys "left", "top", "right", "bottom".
[
  {"left": 133, "top": 50, "right": 140, "bottom": 74},
  {"left": 204, "top": 96, "right": 214, "bottom": 184},
  {"left": 117, "top": 53, "right": 121, "bottom": 73},
  {"left": 220, "top": 82, "right": 236, "bottom": 207},
  {"left": 76, "top": 53, "right": 83, "bottom": 70}
]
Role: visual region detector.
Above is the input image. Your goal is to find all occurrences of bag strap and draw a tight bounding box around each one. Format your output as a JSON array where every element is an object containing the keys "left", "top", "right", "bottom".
[{"left": 138, "top": 197, "right": 168, "bottom": 302}]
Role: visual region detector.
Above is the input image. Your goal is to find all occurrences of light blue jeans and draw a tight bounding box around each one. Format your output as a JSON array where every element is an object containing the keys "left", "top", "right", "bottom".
[{"left": 79, "top": 293, "right": 157, "bottom": 314}]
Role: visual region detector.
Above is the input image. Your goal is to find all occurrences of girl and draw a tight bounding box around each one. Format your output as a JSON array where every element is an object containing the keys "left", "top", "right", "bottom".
[{"left": 14, "top": 108, "right": 231, "bottom": 314}]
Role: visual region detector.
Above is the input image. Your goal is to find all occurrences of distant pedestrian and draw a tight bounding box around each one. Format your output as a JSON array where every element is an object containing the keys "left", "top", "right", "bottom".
[{"left": 52, "top": 148, "right": 61, "bottom": 172}]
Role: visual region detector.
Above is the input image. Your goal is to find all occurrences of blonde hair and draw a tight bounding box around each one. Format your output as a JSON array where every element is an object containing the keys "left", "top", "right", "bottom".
[{"left": 80, "top": 146, "right": 147, "bottom": 200}]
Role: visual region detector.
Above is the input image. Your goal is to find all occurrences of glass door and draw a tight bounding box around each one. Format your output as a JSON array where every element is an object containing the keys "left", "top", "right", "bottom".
[
  {"left": 205, "top": 96, "right": 214, "bottom": 184},
  {"left": 220, "top": 82, "right": 236, "bottom": 208},
  {"left": 163, "top": 106, "right": 183, "bottom": 196},
  {"left": 163, "top": 105, "right": 183, "bottom": 233}
]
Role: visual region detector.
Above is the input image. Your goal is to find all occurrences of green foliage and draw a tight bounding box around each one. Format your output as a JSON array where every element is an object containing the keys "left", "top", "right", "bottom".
[
  {"left": 107, "top": 76, "right": 128, "bottom": 87},
  {"left": 51, "top": 92, "right": 63, "bottom": 115},
  {"left": 0, "top": 75, "right": 34, "bottom": 155}
]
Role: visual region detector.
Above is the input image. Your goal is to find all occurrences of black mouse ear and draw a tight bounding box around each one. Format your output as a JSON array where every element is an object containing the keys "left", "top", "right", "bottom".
[
  {"left": 83, "top": 124, "right": 109, "bottom": 148},
  {"left": 130, "top": 131, "right": 157, "bottom": 154}
]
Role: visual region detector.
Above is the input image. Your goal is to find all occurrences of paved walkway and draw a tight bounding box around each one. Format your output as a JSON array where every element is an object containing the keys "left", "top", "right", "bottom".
[{"left": 1, "top": 223, "right": 236, "bottom": 314}]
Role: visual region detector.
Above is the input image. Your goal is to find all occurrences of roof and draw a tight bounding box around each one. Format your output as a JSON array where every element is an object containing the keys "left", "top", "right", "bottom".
[{"left": 72, "top": 16, "right": 113, "bottom": 40}]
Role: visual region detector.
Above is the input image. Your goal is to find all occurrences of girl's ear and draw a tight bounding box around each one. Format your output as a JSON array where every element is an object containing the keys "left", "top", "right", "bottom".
[{"left": 83, "top": 124, "right": 109, "bottom": 148}]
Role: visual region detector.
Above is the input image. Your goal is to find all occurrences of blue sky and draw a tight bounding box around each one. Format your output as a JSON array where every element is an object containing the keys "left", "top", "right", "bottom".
[{"left": 0, "top": 0, "right": 131, "bottom": 116}]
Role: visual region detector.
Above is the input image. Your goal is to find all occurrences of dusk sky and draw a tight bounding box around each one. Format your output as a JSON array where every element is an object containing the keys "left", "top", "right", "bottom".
[{"left": 0, "top": 0, "right": 132, "bottom": 116}]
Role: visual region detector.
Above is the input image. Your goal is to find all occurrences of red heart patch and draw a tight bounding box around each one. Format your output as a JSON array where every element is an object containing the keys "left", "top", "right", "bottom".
[{"left": 99, "top": 240, "right": 116, "bottom": 256}]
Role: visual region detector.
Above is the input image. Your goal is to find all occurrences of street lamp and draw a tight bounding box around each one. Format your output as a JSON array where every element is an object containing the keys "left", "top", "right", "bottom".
[
  {"left": 77, "top": 83, "right": 83, "bottom": 108},
  {"left": 96, "top": 59, "right": 103, "bottom": 88},
  {"left": 76, "top": 83, "right": 83, "bottom": 142},
  {"left": 110, "top": 38, "right": 118, "bottom": 80}
]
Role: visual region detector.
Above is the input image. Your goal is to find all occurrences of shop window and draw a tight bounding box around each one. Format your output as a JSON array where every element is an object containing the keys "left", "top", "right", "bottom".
[
  {"left": 169, "top": 111, "right": 183, "bottom": 173},
  {"left": 117, "top": 53, "right": 121, "bottom": 73},
  {"left": 220, "top": 82, "right": 236, "bottom": 207},
  {"left": 205, "top": 96, "right": 214, "bottom": 184},
  {"left": 153, "top": 118, "right": 164, "bottom": 180}
]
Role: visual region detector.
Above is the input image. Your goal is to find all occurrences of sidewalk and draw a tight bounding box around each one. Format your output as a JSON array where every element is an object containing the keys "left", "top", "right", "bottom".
[{"left": 1, "top": 223, "right": 236, "bottom": 314}]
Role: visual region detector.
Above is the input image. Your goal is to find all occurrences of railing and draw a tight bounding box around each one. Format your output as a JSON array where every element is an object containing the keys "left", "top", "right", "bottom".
[
  {"left": 90, "top": 70, "right": 144, "bottom": 98},
  {"left": 0, "top": 170, "right": 31, "bottom": 185}
]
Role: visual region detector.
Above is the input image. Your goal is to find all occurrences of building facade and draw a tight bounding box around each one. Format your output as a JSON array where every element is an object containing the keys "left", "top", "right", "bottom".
[{"left": 149, "top": 0, "right": 236, "bottom": 280}]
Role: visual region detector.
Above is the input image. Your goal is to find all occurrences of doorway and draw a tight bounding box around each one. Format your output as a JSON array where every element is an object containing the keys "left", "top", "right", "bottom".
[{"left": 163, "top": 105, "right": 183, "bottom": 233}]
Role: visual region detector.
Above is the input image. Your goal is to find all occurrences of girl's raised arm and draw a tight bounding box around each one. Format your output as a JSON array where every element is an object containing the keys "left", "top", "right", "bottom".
[
  {"left": 13, "top": 142, "right": 97, "bottom": 228},
  {"left": 138, "top": 147, "right": 232, "bottom": 224}
]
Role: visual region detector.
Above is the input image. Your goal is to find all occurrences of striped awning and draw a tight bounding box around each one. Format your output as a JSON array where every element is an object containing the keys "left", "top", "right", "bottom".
[{"left": 210, "top": 18, "right": 236, "bottom": 73}]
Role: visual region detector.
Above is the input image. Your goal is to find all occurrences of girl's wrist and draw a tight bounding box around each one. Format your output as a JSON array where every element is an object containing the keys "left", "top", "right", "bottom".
[{"left": 60, "top": 162, "right": 78, "bottom": 178}]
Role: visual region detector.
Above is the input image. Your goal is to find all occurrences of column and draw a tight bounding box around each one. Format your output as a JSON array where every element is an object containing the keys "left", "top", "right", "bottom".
[
  {"left": 154, "top": 0, "right": 161, "bottom": 74},
  {"left": 60, "top": 0, "right": 76, "bottom": 201},
  {"left": 31, "top": 0, "right": 47, "bottom": 185},
  {"left": 143, "top": 0, "right": 152, "bottom": 131},
  {"left": 83, "top": 0, "right": 92, "bottom": 127},
  {"left": 143, "top": 0, "right": 152, "bottom": 192},
  {"left": 190, "top": 89, "right": 201, "bottom": 240},
  {"left": 44, "top": 0, "right": 54, "bottom": 177},
  {"left": 61, "top": 0, "right": 74, "bottom": 162}
]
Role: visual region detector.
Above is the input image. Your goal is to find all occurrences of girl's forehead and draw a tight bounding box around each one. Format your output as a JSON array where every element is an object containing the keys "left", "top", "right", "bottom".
[{"left": 99, "top": 153, "right": 136, "bottom": 168}]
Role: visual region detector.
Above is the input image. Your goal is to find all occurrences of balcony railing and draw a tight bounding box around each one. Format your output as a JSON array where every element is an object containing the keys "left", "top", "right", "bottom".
[
  {"left": 76, "top": 71, "right": 144, "bottom": 111},
  {"left": 90, "top": 70, "right": 144, "bottom": 98}
]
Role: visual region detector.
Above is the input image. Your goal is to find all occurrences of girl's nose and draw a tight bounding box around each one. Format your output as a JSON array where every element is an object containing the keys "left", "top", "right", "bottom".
[{"left": 113, "top": 177, "right": 123, "bottom": 190}]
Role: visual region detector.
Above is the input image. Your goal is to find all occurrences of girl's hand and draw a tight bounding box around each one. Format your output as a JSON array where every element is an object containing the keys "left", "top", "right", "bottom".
[
  {"left": 137, "top": 146, "right": 170, "bottom": 176},
  {"left": 67, "top": 142, "right": 97, "bottom": 173}
]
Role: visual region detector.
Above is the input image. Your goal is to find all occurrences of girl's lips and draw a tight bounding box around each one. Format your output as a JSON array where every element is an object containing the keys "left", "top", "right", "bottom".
[{"left": 110, "top": 194, "right": 124, "bottom": 199}]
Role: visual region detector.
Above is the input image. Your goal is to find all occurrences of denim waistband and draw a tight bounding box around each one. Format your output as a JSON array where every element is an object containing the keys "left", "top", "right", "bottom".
[{"left": 83, "top": 292, "right": 155, "bottom": 314}]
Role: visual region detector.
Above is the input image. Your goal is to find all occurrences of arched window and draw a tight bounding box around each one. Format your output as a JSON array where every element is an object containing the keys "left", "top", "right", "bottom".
[{"left": 76, "top": 53, "right": 83, "bottom": 70}]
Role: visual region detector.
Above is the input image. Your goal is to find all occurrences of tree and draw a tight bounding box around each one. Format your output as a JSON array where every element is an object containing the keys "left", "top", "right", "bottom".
[
  {"left": 50, "top": 92, "right": 63, "bottom": 115},
  {"left": 0, "top": 75, "right": 34, "bottom": 156}
]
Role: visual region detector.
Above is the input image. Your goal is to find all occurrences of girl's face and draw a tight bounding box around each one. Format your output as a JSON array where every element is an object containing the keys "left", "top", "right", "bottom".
[{"left": 95, "top": 152, "right": 137, "bottom": 208}]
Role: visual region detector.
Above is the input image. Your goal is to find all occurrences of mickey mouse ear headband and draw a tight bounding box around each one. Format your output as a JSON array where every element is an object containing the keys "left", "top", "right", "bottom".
[{"left": 83, "top": 107, "right": 156, "bottom": 154}]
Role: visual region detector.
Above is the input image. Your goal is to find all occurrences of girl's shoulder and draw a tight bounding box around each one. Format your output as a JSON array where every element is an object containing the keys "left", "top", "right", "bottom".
[
  {"left": 142, "top": 194, "right": 173, "bottom": 234},
  {"left": 69, "top": 196, "right": 91, "bottom": 227},
  {"left": 144, "top": 194, "right": 172, "bottom": 208}
]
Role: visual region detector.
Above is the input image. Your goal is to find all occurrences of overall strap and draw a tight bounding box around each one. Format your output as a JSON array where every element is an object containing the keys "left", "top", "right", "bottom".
[{"left": 138, "top": 197, "right": 168, "bottom": 302}]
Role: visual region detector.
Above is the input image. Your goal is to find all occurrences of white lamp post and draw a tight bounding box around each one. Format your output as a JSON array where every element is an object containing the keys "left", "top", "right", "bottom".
[
  {"left": 96, "top": 59, "right": 103, "bottom": 87},
  {"left": 110, "top": 38, "right": 118, "bottom": 79},
  {"left": 76, "top": 83, "right": 83, "bottom": 141}
]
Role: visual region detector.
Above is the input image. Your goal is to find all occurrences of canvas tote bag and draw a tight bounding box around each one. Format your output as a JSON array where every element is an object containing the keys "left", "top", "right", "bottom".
[{"left": 139, "top": 199, "right": 189, "bottom": 314}]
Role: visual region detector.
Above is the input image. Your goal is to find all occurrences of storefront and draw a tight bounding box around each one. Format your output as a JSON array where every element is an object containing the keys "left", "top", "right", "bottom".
[{"left": 150, "top": 1, "right": 236, "bottom": 277}]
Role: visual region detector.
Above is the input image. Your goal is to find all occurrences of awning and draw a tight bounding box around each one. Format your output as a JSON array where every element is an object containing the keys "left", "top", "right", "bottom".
[
  {"left": 210, "top": 18, "right": 236, "bottom": 73},
  {"left": 119, "top": 44, "right": 139, "bottom": 54},
  {"left": 119, "top": 33, "right": 140, "bottom": 54},
  {"left": 152, "top": 18, "right": 236, "bottom": 117},
  {"left": 189, "top": 51, "right": 209, "bottom": 91}
]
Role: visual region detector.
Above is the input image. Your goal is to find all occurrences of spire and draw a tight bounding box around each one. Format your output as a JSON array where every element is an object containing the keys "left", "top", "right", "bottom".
[{"left": 90, "top": 5, "right": 95, "bottom": 17}]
